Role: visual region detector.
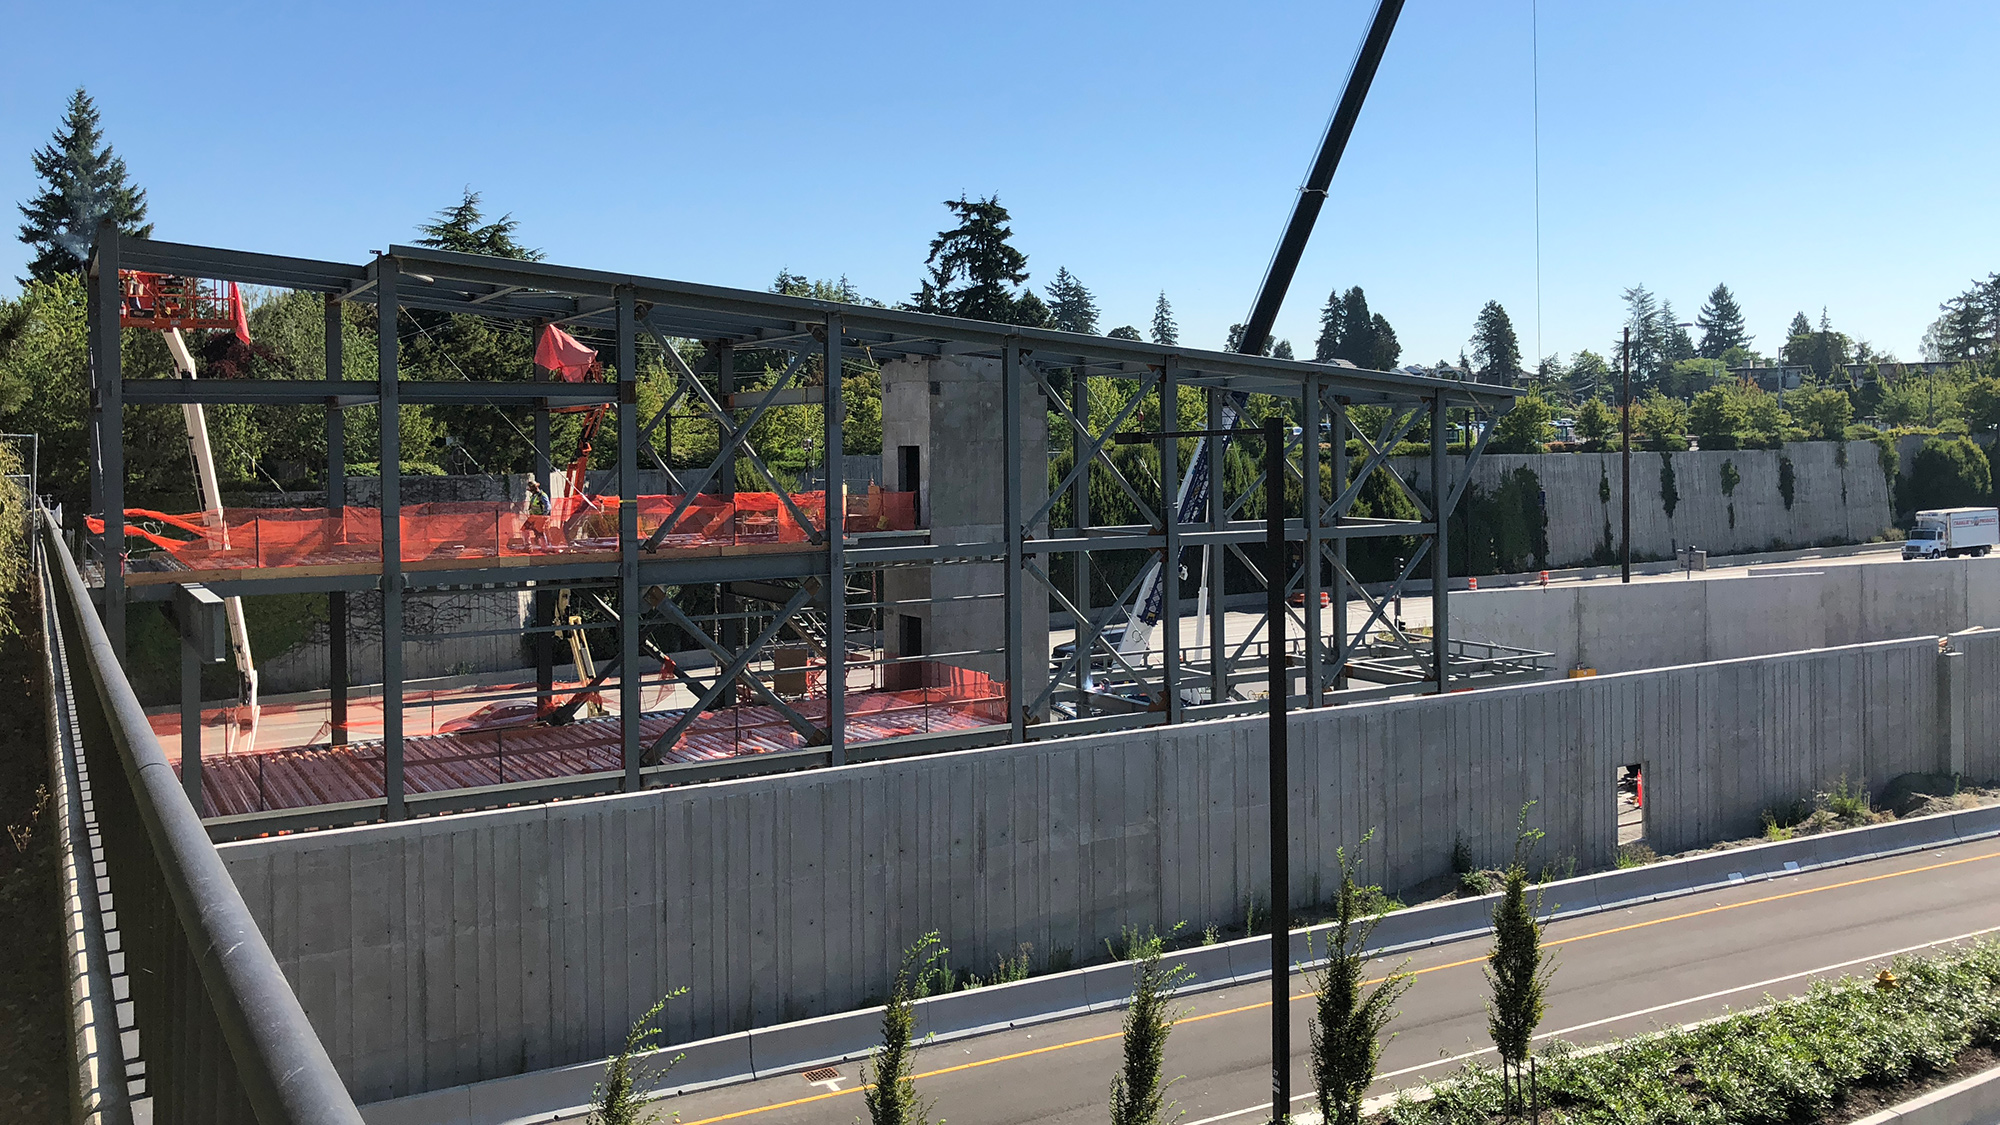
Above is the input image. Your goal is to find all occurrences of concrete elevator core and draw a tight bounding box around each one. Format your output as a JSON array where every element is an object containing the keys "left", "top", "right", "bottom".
[{"left": 879, "top": 355, "right": 1049, "bottom": 711}]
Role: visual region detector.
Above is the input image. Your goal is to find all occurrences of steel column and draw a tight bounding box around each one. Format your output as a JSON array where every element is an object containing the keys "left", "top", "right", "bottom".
[
  {"left": 618, "top": 288, "right": 641, "bottom": 790},
  {"left": 1303, "top": 378, "right": 1324, "bottom": 700},
  {"left": 824, "top": 314, "right": 847, "bottom": 763},
  {"left": 1003, "top": 343, "right": 1026, "bottom": 742},
  {"left": 1207, "top": 386, "right": 1227, "bottom": 704},
  {"left": 90, "top": 221, "right": 125, "bottom": 652},
  {"left": 1329, "top": 398, "right": 1350, "bottom": 689},
  {"left": 1072, "top": 369, "right": 1091, "bottom": 717},
  {"left": 534, "top": 321, "right": 555, "bottom": 715},
  {"left": 325, "top": 296, "right": 348, "bottom": 745},
  {"left": 718, "top": 341, "right": 740, "bottom": 673},
  {"left": 378, "top": 260, "right": 404, "bottom": 818},
  {"left": 1161, "top": 359, "right": 1183, "bottom": 722},
  {"left": 181, "top": 633, "right": 202, "bottom": 812},
  {"left": 1430, "top": 392, "right": 1449, "bottom": 692}
]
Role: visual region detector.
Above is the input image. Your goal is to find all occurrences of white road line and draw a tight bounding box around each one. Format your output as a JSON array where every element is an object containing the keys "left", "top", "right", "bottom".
[{"left": 1180, "top": 923, "right": 2000, "bottom": 1125}]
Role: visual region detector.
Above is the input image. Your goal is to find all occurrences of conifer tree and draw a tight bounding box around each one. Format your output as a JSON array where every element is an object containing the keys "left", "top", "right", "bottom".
[
  {"left": 1045, "top": 267, "right": 1099, "bottom": 335},
  {"left": 17, "top": 87, "right": 151, "bottom": 282},
  {"left": 1487, "top": 804, "right": 1556, "bottom": 1112},
  {"left": 1308, "top": 836, "right": 1413, "bottom": 1125},
  {"left": 1469, "top": 300, "right": 1523, "bottom": 384},
  {"left": 1150, "top": 292, "right": 1178, "bottom": 346},
  {"left": 416, "top": 189, "right": 542, "bottom": 260},
  {"left": 1315, "top": 287, "right": 1346, "bottom": 362},
  {"left": 917, "top": 195, "right": 1036, "bottom": 325},
  {"left": 1695, "top": 283, "right": 1751, "bottom": 359}
]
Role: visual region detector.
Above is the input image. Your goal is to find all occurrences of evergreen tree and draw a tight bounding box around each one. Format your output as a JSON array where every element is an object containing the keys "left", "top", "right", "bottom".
[
  {"left": 1150, "top": 292, "right": 1178, "bottom": 346},
  {"left": 1107, "top": 928, "right": 1192, "bottom": 1125},
  {"left": 1487, "top": 805, "right": 1555, "bottom": 1112},
  {"left": 17, "top": 87, "right": 151, "bottom": 282},
  {"left": 1308, "top": 836, "right": 1413, "bottom": 1125},
  {"left": 1695, "top": 283, "right": 1751, "bottom": 359},
  {"left": 1924, "top": 273, "right": 2000, "bottom": 365},
  {"left": 1617, "top": 285, "right": 1671, "bottom": 385},
  {"left": 1786, "top": 310, "right": 1813, "bottom": 352},
  {"left": 1272, "top": 339, "right": 1294, "bottom": 360},
  {"left": 1662, "top": 300, "right": 1696, "bottom": 365},
  {"left": 415, "top": 188, "right": 542, "bottom": 260},
  {"left": 1225, "top": 323, "right": 1273, "bottom": 356},
  {"left": 1315, "top": 287, "right": 1346, "bottom": 363},
  {"left": 1367, "top": 313, "right": 1402, "bottom": 370},
  {"left": 918, "top": 195, "right": 1038, "bottom": 325},
  {"left": 1469, "top": 300, "right": 1523, "bottom": 384},
  {"left": 1044, "top": 267, "right": 1100, "bottom": 335},
  {"left": 862, "top": 934, "right": 948, "bottom": 1125},
  {"left": 1333, "top": 287, "right": 1376, "bottom": 366}
]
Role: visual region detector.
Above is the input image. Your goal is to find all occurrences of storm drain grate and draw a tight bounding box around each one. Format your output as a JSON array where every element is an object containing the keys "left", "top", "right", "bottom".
[{"left": 803, "top": 1066, "right": 841, "bottom": 1084}]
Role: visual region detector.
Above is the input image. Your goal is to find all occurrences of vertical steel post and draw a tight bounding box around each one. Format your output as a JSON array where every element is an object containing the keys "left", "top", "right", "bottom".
[
  {"left": 1621, "top": 326, "right": 1633, "bottom": 584},
  {"left": 90, "top": 221, "right": 125, "bottom": 652},
  {"left": 718, "top": 342, "right": 740, "bottom": 668},
  {"left": 824, "top": 315, "right": 847, "bottom": 763},
  {"left": 1002, "top": 343, "right": 1026, "bottom": 742},
  {"left": 1330, "top": 399, "right": 1350, "bottom": 689},
  {"left": 617, "top": 289, "right": 641, "bottom": 790},
  {"left": 1263, "top": 414, "right": 1291, "bottom": 1119},
  {"left": 378, "top": 258, "right": 404, "bottom": 819},
  {"left": 326, "top": 296, "right": 349, "bottom": 745},
  {"left": 1161, "top": 359, "right": 1183, "bottom": 723},
  {"left": 1303, "top": 379, "right": 1324, "bottom": 702},
  {"left": 1072, "top": 368, "right": 1091, "bottom": 718},
  {"left": 181, "top": 634, "right": 202, "bottom": 812},
  {"left": 1431, "top": 393, "right": 1450, "bottom": 692},
  {"left": 534, "top": 321, "right": 555, "bottom": 714},
  {"left": 1208, "top": 386, "right": 1227, "bottom": 705}
]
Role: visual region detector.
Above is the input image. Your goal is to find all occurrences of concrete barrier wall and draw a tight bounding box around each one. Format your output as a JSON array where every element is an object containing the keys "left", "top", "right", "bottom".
[
  {"left": 1451, "top": 557, "right": 2000, "bottom": 675},
  {"left": 1391, "top": 441, "right": 1894, "bottom": 568},
  {"left": 218, "top": 636, "right": 1948, "bottom": 1103}
]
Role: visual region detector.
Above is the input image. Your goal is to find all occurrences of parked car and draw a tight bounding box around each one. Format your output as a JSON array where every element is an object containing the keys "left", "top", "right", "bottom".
[{"left": 440, "top": 699, "right": 542, "bottom": 734}]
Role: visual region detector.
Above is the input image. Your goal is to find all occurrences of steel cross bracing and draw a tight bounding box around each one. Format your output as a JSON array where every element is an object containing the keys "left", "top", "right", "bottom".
[{"left": 82, "top": 229, "right": 1519, "bottom": 836}]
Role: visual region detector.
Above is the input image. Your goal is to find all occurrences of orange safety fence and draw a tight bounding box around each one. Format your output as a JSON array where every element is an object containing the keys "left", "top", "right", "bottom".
[{"left": 95, "top": 487, "right": 920, "bottom": 569}]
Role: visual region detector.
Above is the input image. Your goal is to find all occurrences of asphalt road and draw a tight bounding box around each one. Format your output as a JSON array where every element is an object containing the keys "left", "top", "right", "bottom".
[{"left": 644, "top": 837, "right": 2000, "bottom": 1125}]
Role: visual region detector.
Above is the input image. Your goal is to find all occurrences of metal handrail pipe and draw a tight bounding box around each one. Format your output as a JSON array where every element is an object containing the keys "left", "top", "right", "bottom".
[{"left": 42, "top": 515, "right": 363, "bottom": 1124}]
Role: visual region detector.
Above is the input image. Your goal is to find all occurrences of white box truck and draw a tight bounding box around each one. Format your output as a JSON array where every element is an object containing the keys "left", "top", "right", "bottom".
[{"left": 1903, "top": 507, "right": 2000, "bottom": 559}]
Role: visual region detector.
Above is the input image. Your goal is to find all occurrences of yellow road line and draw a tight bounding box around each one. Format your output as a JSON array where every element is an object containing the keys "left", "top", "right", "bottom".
[{"left": 678, "top": 846, "right": 2000, "bottom": 1125}]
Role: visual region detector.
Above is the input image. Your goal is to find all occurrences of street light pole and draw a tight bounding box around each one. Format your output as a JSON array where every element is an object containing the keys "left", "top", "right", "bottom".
[
  {"left": 1263, "top": 415, "right": 1290, "bottom": 1121},
  {"left": 1621, "top": 326, "right": 1632, "bottom": 584},
  {"left": 1118, "top": 420, "right": 1293, "bottom": 1122}
]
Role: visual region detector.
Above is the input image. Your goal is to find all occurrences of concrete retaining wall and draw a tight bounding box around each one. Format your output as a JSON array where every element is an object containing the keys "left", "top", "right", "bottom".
[
  {"left": 1450, "top": 556, "right": 2000, "bottom": 675},
  {"left": 1391, "top": 441, "right": 1894, "bottom": 568},
  {"left": 257, "top": 589, "right": 533, "bottom": 695},
  {"left": 220, "top": 636, "right": 1947, "bottom": 1103}
]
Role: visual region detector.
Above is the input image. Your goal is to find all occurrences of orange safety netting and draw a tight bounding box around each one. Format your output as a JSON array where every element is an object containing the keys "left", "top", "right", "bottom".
[{"left": 97, "top": 488, "right": 919, "bottom": 569}]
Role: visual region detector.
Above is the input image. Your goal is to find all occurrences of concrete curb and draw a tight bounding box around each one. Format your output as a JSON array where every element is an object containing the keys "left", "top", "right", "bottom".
[
  {"left": 1852, "top": 1062, "right": 2000, "bottom": 1124},
  {"left": 358, "top": 801, "right": 2000, "bottom": 1125}
]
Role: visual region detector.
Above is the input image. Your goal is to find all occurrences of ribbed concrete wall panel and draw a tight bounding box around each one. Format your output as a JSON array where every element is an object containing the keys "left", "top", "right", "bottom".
[{"left": 221, "top": 637, "right": 1952, "bottom": 1103}]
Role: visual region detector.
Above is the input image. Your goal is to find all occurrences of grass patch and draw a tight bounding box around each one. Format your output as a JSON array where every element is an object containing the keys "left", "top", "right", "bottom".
[{"left": 1384, "top": 939, "right": 2000, "bottom": 1124}]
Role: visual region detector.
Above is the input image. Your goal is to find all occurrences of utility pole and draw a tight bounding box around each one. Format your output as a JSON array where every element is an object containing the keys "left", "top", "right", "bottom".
[{"left": 1621, "top": 326, "right": 1632, "bottom": 584}]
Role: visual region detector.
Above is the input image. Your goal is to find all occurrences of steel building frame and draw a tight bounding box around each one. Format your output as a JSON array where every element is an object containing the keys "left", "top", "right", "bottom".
[{"left": 84, "top": 227, "right": 1520, "bottom": 834}]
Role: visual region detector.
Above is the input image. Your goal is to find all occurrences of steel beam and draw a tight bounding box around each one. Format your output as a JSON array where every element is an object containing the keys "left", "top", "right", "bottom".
[{"left": 1161, "top": 358, "right": 1184, "bottom": 722}]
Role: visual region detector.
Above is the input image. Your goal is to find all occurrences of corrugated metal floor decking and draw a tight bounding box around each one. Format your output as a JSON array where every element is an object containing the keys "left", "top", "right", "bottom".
[{"left": 196, "top": 689, "right": 1006, "bottom": 817}]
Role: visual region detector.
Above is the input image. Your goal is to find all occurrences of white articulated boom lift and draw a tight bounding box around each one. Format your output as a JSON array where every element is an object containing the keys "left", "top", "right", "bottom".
[{"left": 120, "top": 273, "right": 259, "bottom": 722}]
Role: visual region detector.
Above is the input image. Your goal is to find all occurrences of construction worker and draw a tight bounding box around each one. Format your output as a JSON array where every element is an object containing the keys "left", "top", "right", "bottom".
[{"left": 522, "top": 479, "right": 552, "bottom": 548}]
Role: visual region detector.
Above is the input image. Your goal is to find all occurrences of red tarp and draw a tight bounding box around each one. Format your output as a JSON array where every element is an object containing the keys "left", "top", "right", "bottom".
[{"left": 535, "top": 324, "right": 600, "bottom": 381}]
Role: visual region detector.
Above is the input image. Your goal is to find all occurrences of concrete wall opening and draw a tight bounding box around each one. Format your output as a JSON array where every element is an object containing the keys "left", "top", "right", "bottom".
[{"left": 1617, "top": 762, "right": 1647, "bottom": 847}]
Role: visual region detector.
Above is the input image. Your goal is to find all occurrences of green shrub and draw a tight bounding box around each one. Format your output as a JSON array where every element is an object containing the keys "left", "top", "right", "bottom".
[
  {"left": 1310, "top": 837, "right": 1414, "bottom": 1125},
  {"left": 1658, "top": 453, "right": 1679, "bottom": 518},
  {"left": 1899, "top": 435, "right": 1991, "bottom": 512},
  {"left": 1779, "top": 455, "right": 1797, "bottom": 509},
  {"left": 863, "top": 933, "right": 948, "bottom": 1125},
  {"left": 588, "top": 990, "right": 688, "bottom": 1125},
  {"left": 1108, "top": 926, "right": 1193, "bottom": 1125},
  {"left": 1385, "top": 941, "right": 2000, "bottom": 1125}
]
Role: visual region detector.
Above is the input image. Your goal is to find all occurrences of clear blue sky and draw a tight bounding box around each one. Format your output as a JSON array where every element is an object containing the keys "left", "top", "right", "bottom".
[{"left": 3, "top": 1, "right": 1995, "bottom": 367}]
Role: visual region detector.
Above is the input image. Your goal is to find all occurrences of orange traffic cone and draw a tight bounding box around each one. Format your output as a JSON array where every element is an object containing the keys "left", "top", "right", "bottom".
[
  {"left": 1539, "top": 570, "right": 1549, "bottom": 587},
  {"left": 1635, "top": 769, "right": 1644, "bottom": 808},
  {"left": 1468, "top": 576, "right": 1479, "bottom": 591}
]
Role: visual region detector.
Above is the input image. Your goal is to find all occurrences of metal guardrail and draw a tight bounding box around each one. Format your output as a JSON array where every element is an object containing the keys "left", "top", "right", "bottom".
[{"left": 41, "top": 513, "right": 363, "bottom": 1124}]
